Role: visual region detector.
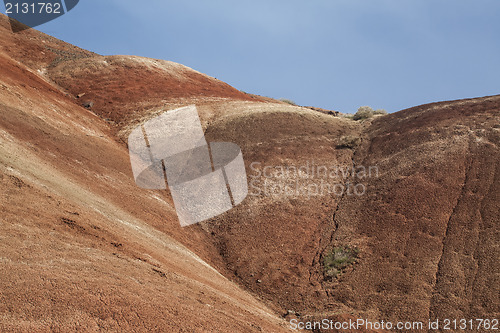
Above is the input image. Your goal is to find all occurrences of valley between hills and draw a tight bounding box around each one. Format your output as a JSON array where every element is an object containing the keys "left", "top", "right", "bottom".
[{"left": 1, "top": 14, "right": 499, "bottom": 332}]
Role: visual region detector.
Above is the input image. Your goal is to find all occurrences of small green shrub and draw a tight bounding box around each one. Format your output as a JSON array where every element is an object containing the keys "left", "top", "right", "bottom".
[
  {"left": 353, "top": 106, "right": 374, "bottom": 120},
  {"left": 336, "top": 135, "right": 361, "bottom": 149},
  {"left": 373, "top": 109, "right": 387, "bottom": 115},
  {"left": 322, "top": 246, "right": 359, "bottom": 279},
  {"left": 352, "top": 106, "right": 387, "bottom": 120},
  {"left": 279, "top": 98, "right": 297, "bottom": 106}
]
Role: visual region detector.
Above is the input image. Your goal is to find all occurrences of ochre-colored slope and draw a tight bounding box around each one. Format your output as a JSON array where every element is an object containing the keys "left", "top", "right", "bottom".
[
  {"left": 1, "top": 12, "right": 498, "bottom": 333},
  {"left": 0, "top": 17, "right": 290, "bottom": 332}
]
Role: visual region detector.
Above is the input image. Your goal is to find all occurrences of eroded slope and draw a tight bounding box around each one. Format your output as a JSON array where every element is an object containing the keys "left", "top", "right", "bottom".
[
  {"left": 0, "top": 17, "right": 290, "bottom": 332},
  {"left": 198, "top": 96, "right": 500, "bottom": 331}
]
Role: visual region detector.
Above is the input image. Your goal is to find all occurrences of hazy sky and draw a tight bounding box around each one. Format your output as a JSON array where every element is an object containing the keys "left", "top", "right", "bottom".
[{"left": 3, "top": 0, "right": 500, "bottom": 113}]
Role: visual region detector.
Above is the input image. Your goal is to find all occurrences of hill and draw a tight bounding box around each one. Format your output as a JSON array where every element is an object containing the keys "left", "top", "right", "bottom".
[{"left": 1, "top": 14, "right": 498, "bottom": 332}]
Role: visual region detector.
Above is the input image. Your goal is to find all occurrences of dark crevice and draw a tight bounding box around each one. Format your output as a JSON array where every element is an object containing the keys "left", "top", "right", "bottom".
[
  {"left": 468, "top": 147, "right": 498, "bottom": 315},
  {"left": 308, "top": 131, "right": 366, "bottom": 287},
  {"left": 429, "top": 135, "right": 473, "bottom": 319}
]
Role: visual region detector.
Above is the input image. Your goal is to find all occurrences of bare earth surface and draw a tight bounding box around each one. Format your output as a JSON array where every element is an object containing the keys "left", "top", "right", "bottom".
[{"left": 1, "top": 14, "right": 499, "bottom": 332}]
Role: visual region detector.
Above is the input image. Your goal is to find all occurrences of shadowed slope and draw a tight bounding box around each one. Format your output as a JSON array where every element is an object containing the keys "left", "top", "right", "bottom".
[{"left": 198, "top": 96, "right": 499, "bottom": 331}]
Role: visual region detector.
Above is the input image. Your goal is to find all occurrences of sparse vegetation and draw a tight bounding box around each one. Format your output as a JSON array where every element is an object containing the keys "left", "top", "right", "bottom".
[
  {"left": 352, "top": 106, "right": 387, "bottom": 120},
  {"left": 322, "top": 246, "right": 359, "bottom": 279},
  {"left": 373, "top": 109, "right": 387, "bottom": 115},
  {"left": 353, "top": 106, "right": 374, "bottom": 120},
  {"left": 279, "top": 98, "right": 297, "bottom": 106},
  {"left": 336, "top": 135, "right": 361, "bottom": 149}
]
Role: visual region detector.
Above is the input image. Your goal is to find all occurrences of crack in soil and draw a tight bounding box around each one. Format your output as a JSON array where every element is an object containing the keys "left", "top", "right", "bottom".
[
  {"left": 308, "top": 135, "right": 363, "bottom": 289},
  {"left": 429, "top": 134, "right": 473, "bottom": 319}
]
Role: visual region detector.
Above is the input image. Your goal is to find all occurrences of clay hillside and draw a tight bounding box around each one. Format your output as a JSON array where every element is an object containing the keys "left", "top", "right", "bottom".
[{"left": 1, "top": 14, "right": 499, "bottom": 332}]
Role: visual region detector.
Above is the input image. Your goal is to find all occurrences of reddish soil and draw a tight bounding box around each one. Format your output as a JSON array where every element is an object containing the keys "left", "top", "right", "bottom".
[
  {"left": 201, "top": 96, "right": 500, "bottom": 332},
  {"left": 46, "top": 55, "right": 262, "bottom": 127},
  {"left": 1, "top": 13, "right": 499, "bottom": 333},
  {"left": 0, "top": 15, "right": 288, "bottom": 332}
]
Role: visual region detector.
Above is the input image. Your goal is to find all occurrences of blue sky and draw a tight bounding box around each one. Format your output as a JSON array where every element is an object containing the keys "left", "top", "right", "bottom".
[{"left": 2, "top": 0, "right": 500, "bottom": 113}]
